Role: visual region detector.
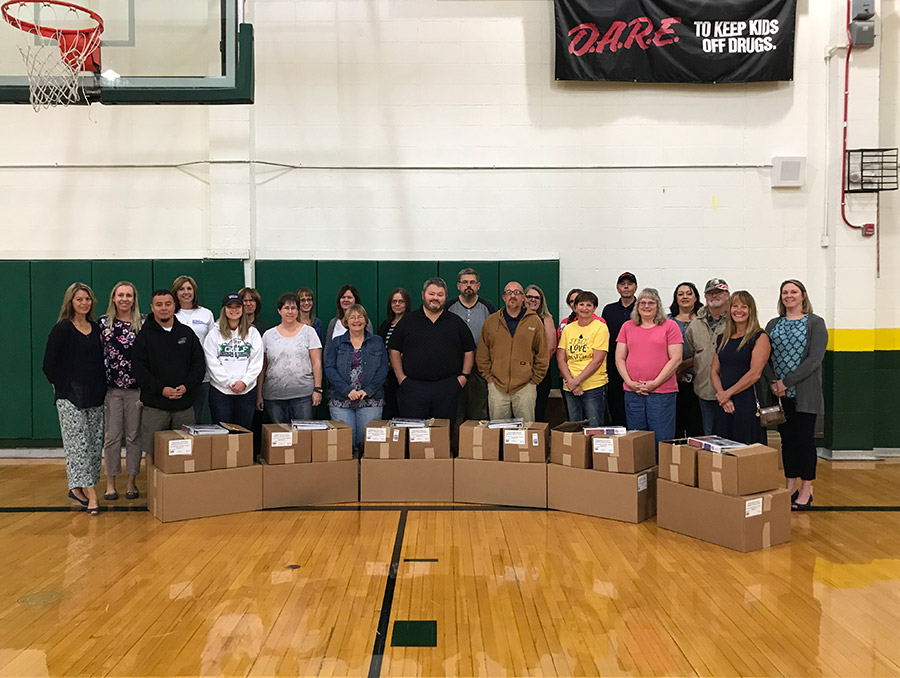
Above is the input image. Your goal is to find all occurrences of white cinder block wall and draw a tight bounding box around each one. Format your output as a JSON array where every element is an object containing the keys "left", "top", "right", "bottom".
[{"left": 0, "top": 0, "right": 895, "bottom": 326}]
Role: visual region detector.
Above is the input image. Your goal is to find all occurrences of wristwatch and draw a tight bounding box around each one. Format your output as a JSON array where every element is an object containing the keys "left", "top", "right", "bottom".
[
  {"left": 313, "top": 386, "right": 324, "bottom": 393},
  {"left": 460, "top": 373, "right": 470, "bottom": 379}
]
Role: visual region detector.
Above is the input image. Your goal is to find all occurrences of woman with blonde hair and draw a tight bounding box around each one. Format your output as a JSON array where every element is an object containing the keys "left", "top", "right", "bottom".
[
  {"left": 99, "top": 281, "right": 145, "bottom": 501},
  {"left": 615, "top": 287, "right": 683, "bottom": 450},
  {"left": 203, "top": 293, "right": 264, "bottom": 429},
  {"left": 764, "top": 279, "right": 827, "bottom": 510},
  {"left": 173, "top": 275, "right": 214, "bottom": 422},
  {"left": 43, "top": 282, "right": 107, "bottom": 515},
  {"left": 710, "top": 291, "right": 770, "bottom": 445},
  {"left": 524, "top": 284, "right": 558, "bottom": 422}
]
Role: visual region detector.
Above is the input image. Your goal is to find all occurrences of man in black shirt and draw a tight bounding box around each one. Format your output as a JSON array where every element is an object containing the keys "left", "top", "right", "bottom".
[
  {"left": 389, "top": 277, "right": 476, "bottom": 421},
  {"left": 601, "top": 272, "right": 637, "bottom": 426},
  {"left": 132, "top": 289, "right": 207, "bottom": 463}
]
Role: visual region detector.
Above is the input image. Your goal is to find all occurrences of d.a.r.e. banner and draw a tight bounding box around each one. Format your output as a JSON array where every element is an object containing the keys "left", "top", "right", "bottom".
[{"left": 554, "top": 0, "right": 797, "bottom": 83}]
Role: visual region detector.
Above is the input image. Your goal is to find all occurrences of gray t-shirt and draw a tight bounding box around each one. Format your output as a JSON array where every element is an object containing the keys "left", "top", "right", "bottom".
[
  {"left": 261, "top": 325, "right": 322, "bottom": 399},
  {"left": 448, "top": 298, "right": 492, "bottom": 346}
]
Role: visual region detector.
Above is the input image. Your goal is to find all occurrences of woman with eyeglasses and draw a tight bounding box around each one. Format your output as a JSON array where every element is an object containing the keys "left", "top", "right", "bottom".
[
  {"left": 378, "top": 287, "right": 412, "bottom": 419},
  {"left": 524, "top": 285, "right": 557, "bottom": 422},
  {"left": 239, "top": 287, "right": 269, "bottom": 335},
  {"left": 296, "top": 286, "right": 324, "bottom": 344},
  {"left": 615, "top": 288, "right": 683, "bottom": 451},
  {"left": 763, "top": 280, "right": 827, "bottom": 510},
  {"left": 324, "top": 285, "right": 374, "bottom": 354}
]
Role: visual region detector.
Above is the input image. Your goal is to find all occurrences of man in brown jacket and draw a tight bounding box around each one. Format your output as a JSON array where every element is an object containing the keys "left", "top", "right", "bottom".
[{"left": 476, "top": 281, "right": 549, "bottom": 421}]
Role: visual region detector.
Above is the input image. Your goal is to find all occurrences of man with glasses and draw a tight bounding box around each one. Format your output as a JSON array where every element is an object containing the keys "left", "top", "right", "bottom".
[
  {"left": 447, "top": 267, "right": 496, "bottom": 420},
  {"left": 685, "top": 278, "right": 731, "bottom": 435},
  {"left": 389, "top": 277, "right": 476, "bottom": 421},
  {"left": 476, "top": 281, "right": 549, "bottom": 421}
]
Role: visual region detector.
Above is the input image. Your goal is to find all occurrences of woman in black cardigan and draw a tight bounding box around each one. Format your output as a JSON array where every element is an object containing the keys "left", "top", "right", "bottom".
[{"left": 43, "top": 283, "right": 107, "bottom": 515}]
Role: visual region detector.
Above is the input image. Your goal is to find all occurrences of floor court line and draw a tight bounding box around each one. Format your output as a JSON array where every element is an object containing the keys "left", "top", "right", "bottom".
[{"left": 368, "top": 508, "right": 408, "bottom": 678}]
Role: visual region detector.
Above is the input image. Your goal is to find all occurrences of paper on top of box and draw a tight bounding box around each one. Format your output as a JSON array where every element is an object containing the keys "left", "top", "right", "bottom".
[
  {"left": 688, "top": 435, "right": 746, "bottom": 454},
  {"left": 291, "top": 420, "right": 329, "bottom": 430},
  {"left": 390, "top": 418, "right": 427, "bottom": 428},
  {"left": 488, "top": 418, "right": 524, "bottom": 429},
  {"left": 182, "top": 424, "right": 228, "bottom": 436},
  {"left": 584, "top": 426, "right": 626, "bottom": 436}
]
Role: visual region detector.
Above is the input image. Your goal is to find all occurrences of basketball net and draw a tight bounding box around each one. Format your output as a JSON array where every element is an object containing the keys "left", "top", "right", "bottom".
[{"left": 2, "top": 1, "right": 103, "bottom": 111}]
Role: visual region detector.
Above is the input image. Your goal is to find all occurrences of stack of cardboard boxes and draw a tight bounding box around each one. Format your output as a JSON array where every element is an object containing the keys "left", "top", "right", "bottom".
[
  {"left": 259, "top": 421, "right": 357, "bottom": 508},
  {"left": 149, "top": 424, "right": 262, "bottom": 522},
  {"left": 547, "top": 424, "right": 658, "bottom": 523},
  {"left": 657, "top": 437, "right": 791, "bottom": 552},
  {"left": 453, "top": 421, "right": 548, "bottom": 507},
  {"left": 361, "top": 419, "right": 453, "bottom": 501}
]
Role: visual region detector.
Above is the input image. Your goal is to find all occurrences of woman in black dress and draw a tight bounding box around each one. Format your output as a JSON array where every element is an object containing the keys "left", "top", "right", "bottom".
[{"left": 710, "top": 291, "right": 770, "bottom": 445}]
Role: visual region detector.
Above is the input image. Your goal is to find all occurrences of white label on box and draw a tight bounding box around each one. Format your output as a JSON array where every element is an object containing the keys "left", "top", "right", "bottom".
[
  {"left": 593, "top": 438, "right": 616, "bottom": 455},
  {"left": 637, "top": 474, "right": 648, "bottom": 492},
  {"left": 168, "top": 438, "right": 193, "bottom": 456},
  {"left": 504, "top": 429, "right": 526, "bottom": 446},
  {"left": 409, "top": 428, "right": 431, "bottom": 443},
  {"left": 745, "top": 497, "right": 763, "bottom": 518},
  {"left": 393, "top": 429, "right": 400, "bottom": 442},
  {"left": 532, "top": 432, "right": 539, "bottom": 447},
  {"left": 270, "top": 432, "right": 293, "bottom": 447},
  {"left": 366, "top": 427, "right": 387, "bottom": 443}
]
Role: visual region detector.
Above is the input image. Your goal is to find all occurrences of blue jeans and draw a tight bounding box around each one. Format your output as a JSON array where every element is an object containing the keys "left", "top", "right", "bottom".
[
  {"left": 329, "top": 405, "right": 383, "bottom": 452},
  {"left": 562, "top": 385, "right": 607, "bottom": 427},
  {"left": 208, "top": 386, "right": 257, "bottom": 431},
  {"left": 265, "top": 396, "right": 313, "bottom": 424},
  {"left": 624, "top": 390, "right": 677, "bottom": 455},
  {"left": 698, "top": 398, "right": 718, "bottom": 436}
]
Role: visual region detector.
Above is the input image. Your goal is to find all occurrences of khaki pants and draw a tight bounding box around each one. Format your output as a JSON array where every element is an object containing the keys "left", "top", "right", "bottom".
[
  {"left": 103, "top": 388, "right": 143, "bottom": 477},
  {"left": 487, "top": 382, "right": 537, "bottom": 421},
  {"left": 140, "top": 405, "right": 195, "bottom": 464}
]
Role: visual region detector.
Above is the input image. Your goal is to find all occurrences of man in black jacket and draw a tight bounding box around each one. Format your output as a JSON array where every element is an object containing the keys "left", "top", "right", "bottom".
[{"left": 132, "top": 289, "right": 207, "bottom": 461}]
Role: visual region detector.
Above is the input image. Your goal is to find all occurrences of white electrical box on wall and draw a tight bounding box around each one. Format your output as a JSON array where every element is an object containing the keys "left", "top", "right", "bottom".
[{"left": 771, "top": 156, "right": 806, "bottom": 188}]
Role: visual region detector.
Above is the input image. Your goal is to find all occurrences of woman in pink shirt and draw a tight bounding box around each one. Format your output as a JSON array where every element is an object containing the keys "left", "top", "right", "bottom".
[{"left": 615, "top": 288, "right": 683, "bottom": 452}]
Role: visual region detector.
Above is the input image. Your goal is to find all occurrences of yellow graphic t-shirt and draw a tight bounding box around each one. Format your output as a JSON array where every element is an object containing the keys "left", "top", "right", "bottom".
[{"left": 560, "top": 319, "right": 610, "bottom": 391}]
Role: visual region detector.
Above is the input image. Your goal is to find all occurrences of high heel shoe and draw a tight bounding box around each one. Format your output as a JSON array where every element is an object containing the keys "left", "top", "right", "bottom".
[
  {"left": 792, "top": 496, "right": 813, "bottom": 511},
  {"left": 67, "top": 489, "right": 88, "bottom": 507},
  {"left": 790, "top": 490, "right": 799, "bottom": 503}
]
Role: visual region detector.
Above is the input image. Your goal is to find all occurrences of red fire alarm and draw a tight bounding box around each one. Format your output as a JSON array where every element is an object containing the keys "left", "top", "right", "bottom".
[{"left": 863, "top": 223, "right": 876, "bottom": 237}]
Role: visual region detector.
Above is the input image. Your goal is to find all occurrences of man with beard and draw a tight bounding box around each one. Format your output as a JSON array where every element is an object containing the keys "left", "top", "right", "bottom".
[
  {"left": 447, "top": 268, "right": 496, "bottom": 420},
  {"left": 389, "top": 277, "right": 476, "bottom": 421},
  {"left": 685, "top": 278, "right": 731, "bottom": 435}
]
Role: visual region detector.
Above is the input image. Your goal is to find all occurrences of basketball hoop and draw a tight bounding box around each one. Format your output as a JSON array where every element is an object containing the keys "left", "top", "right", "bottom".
[{"left": 1, "top": 0, "right": 104, "bottom": 110}]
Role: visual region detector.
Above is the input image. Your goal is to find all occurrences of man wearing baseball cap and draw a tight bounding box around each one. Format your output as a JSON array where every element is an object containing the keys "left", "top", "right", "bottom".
[
  {"left": 601, "top": 272, "right": 637, "bottom": 425},
  {"left": 685, "top": 278, "right": 731, "bottom": 434}
]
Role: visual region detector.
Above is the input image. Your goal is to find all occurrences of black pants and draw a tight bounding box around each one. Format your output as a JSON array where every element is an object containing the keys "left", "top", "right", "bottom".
[
  {"left": 606, "top": 370, "right": 626, "bottom": 426},
  {"left": 382, "top": 373, "right": 401, "bottom": 420},
  {"left": 534, "top": 369, "right": 552, "bottom": 422},
  {"left": 399, "top": 376, "right": 461, "bottom": 422},
  {"left": 778, "top": 397, "right": 818, "bottom": 481},
  {"left": 675, "top": 380, "right": 704, "bottom": 438}
]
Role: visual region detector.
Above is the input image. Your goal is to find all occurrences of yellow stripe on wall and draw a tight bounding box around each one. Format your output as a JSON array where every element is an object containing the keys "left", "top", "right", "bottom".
[{"left": 827, "top": 329, "right": 900, "bottom": 352}]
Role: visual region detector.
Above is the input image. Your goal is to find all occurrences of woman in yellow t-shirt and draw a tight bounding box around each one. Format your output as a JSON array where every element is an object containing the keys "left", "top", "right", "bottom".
[{"left": 556, "top": 291, "right": 610, "bottom": 427}]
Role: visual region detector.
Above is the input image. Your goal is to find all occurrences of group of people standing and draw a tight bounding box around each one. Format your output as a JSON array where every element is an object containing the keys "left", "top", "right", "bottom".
[{"left": 43, "top": 268, "right": 825, "bottom": 514}]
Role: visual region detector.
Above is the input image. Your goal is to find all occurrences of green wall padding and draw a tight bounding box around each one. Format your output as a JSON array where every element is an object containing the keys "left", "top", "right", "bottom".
[
  {"left": 316, "top": 261, "right": 378, "bottom": 331},
  {"left": 376, "top": 261, "right": 438, "bottom": 329},
  {"left": 152, "top": 260, "right": 244, "bottom": 316},
  {"left": 254, "top": 260, "right": 317, "bottom": 329},
  {"left": 0, "top": 262, "right": 32, "bottom": 437},
  {"left": 437, "top": 261, "right": 501, "bottom": 309},
  {"left": 152, "top": 260, "right": 203, "bottom": 301},
  {"left": 31, "top": 260, "right": 92, "bottom": 439},
  {"left": 91, "top": 261, "right": 154, "bottom": 319}
]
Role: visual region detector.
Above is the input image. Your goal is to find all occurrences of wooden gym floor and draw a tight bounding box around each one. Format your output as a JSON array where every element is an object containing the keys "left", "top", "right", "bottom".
[{"left": 1, "top": 458, "right": 900, "bottom": 677}]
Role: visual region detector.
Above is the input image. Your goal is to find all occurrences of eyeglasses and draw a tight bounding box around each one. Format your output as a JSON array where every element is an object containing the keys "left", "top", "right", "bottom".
[
  {"left": 524, "top": 295, "right": 541, "bottom": 301},
  {"left": 504, "top": 289, "right": 523, "bottom": 296}
]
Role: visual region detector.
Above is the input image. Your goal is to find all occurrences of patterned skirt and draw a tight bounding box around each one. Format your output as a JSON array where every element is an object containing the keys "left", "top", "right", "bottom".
[{"left": 57, "top": 399, "right": 105, "bottom": 489}]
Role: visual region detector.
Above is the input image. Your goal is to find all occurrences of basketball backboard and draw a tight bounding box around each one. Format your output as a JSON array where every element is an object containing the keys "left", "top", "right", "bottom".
[{"left": 0, "top": 0, "right": 252, "bottom": 105}]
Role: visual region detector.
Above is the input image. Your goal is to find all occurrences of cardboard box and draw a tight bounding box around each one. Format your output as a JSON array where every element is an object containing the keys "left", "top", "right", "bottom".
[
  {"left": 453, "top": 458, "right": 547, "bottom": 508},
  {"left": 767, "top": 429, "right": 784, "bottom": 469},
  {"left": 408, "top": 419, "right": 451, "bottom": 459},
  {"left": 261, "top": 459, "right": 358, "bottom": 508},
  {"left": 547, "top": 465, "right": 657, "bottom": 524},
  {"left": 261, "top": 424, "right": 311, "bottom": 464},
  {"left": 148, "top": 464, "right": 263, "bottom": 523},
  {"left": 549, "top": 423, "right": 592, "bottom": 468},
  {"left": 657, "top": 480, "right": 791, "bottom": 552},
  {"left": 591, "top": 430, "right": 655, "bottom": 474},
  {"left": 502, "top": 422, "right": 548, "bottom": 463},
  {"left": 360, "top": 458, "right": 453, "bottom": 502},
  {"left": 311, "top": 421, "right": 354, "bottom": 462},
  {"left": 364, "top": 420, "right": 407, "bottom": 459},
  {"left": 153, "top": 430, "right": 212, "bottom": 474},
  {"left": 658, "top": 439, "right": 698, "bottom": 486},
  {"left": 458, "top": 420, "right": 502, "bottom": 461},
  {"left": 697, "top": 444, "right": 779, "bottom": 496},
  {"left": 210, "top": 423, "right": 254, "bottom": 470}
]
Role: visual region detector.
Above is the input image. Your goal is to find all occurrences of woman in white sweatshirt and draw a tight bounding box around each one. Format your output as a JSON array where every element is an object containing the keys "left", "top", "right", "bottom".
[
  {"left": 173, "top": 275, "right": 215, "bottom": 423},
  {"left": 203, "top": 293, "right": 264, "bottom": 429}
]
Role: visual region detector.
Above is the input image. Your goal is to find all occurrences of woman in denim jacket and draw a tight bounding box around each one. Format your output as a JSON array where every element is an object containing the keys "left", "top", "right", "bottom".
[{"left": 324, "top": 304, "right": 389, "bottom": 453}]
